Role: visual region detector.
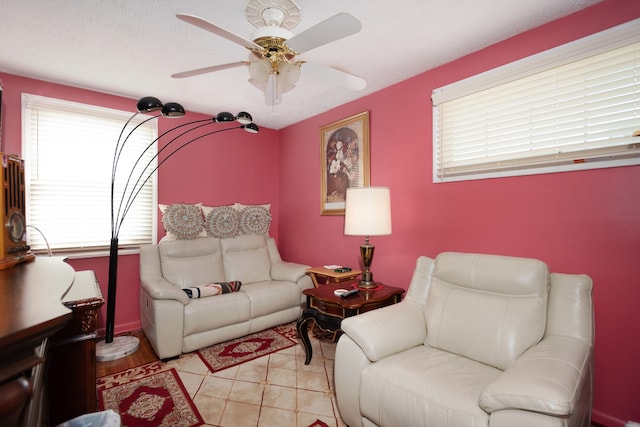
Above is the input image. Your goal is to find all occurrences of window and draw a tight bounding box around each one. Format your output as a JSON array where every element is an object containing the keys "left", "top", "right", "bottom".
[
  {"left": 23, "top": 94, "right": 158, "bottom": 255},
  {"left": 433, "top": 19, "right": 640, "bottom": 182}
]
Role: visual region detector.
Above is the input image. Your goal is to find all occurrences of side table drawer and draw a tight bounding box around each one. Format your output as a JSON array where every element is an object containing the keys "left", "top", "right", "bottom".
[{"left": 310, "top": 299, "right": 345, "bottom": 318}]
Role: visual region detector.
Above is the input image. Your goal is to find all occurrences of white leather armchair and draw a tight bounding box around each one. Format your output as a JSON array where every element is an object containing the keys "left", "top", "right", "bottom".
[{"left": 335, "top": 252, "right": 593, "bottom": 427}]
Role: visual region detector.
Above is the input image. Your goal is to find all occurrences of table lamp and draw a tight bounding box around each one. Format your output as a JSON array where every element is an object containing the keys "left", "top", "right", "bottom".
[{"left": 344, "top": 187, "right": 392, "bottom": 289}]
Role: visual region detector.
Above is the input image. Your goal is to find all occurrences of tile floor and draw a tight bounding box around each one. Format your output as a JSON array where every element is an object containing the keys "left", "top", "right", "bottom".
[{"left": 162, "top": 331, "right": 346, "bottom": 427}]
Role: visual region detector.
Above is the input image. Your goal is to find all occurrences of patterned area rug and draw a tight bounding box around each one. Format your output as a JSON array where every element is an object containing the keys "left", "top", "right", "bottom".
[
  {"left": 197, "top": 324, "right": 297, "bottom": 372},
  {"left": 97, "top": 362, "right": 204, "bottom": 427}
]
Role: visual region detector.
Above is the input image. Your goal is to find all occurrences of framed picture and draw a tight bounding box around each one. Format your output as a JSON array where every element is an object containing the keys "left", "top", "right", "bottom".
[{"left": 320, "top": 111, "right": 370, "bottom": 215}]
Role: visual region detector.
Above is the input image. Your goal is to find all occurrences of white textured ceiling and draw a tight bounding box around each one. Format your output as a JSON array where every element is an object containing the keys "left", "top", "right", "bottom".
[{"left": 0, "top": 0, "right": 601, "bottom": 129}]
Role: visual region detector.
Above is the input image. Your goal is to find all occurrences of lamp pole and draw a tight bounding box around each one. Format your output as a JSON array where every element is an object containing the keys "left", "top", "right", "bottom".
[{"left": 97, "top": 96, "right": 258, "bottom": 361}]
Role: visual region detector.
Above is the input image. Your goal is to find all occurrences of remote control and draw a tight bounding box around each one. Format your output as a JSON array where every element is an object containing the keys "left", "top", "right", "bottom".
[{"left": 340, "top": 288, "right": 360, "bottom": 298}]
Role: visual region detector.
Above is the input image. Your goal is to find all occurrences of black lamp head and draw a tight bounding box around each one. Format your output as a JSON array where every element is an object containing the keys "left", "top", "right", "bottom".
[
  {"left": 136, "top": 96, "right": 163, "bottom": 112},
  {"left": 236, "top": 112, "right": 253, "bottom": 125},
  {"left": 161, "top": 102, "right": 186, "bottom": 117},
  {"left": 215, "top": 112, "right": 236, "bottom": 123},
  {"left": 242, "top": 123, "right": 259, "bottom": 134}
]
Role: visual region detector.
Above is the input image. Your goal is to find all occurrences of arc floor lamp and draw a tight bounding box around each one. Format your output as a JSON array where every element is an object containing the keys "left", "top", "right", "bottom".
[{"left": 96, "top": 96, "right": 258, "bottom": 361}]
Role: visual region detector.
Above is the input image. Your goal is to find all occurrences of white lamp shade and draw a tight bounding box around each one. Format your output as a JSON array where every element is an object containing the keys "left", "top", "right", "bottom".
[{"left": 344, "top": 187, "right": 392, "bottom": 236}]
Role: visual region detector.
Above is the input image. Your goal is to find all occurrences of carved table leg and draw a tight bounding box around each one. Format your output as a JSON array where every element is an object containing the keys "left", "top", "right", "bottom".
[
  {"left": 297, "top": 308, "right": 343, "bottom": 365},
  {"left": 296, "top": 310, "right": 314, "bottom": 365}
]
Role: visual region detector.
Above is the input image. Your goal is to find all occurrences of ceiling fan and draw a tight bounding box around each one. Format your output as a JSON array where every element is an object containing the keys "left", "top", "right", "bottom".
[{"left": 171, "top": 0, "right": 367, "bottom": 106}]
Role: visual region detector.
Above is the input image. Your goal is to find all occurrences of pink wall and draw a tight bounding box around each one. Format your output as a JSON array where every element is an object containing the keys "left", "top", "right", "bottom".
[
  {"left": 1, "top": 0, "right": 638, "bottom": 424},
  {"left": 277, "top": 1, "right": 640, "bottom": 425},
  {"left": 0, "top": 72, "right": 281, "bottom": 337}
]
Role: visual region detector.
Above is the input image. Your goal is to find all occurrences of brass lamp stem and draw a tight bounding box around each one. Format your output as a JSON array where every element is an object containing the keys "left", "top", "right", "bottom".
[{"left": 359, "top": 235, "right": 376, "bottom": 289}]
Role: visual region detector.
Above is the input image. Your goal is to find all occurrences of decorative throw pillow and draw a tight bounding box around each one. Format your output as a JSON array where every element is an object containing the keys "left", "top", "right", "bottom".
[
  {"left": 182, "top": 281, "right": 242, "bottom": 298},
  {"left": 205, "top": 205, "right": 240, "bottom": 238},
  {"left": 234, "top": 203, "right": 271, "bottom": 211},
  {"left": 238, "top": 206, "right": 272, "bottom": 236},
  {"left": 159, "top": 203, "right": 205, "bottom": 240}
]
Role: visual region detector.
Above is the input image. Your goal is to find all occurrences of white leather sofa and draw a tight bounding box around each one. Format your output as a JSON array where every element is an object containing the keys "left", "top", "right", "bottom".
[
  {"left": 335, "top": 252, "right": 594, "bottom": 427},
  {"left": 139, "top": 234, "right": 313, "bottom": 360}
]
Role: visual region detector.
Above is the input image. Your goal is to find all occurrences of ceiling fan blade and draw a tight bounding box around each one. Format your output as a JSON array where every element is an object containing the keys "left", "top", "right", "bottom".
[
  {"left": 302, "top": 62, "right": 367, "bottom": 91},
  {"left": 287, "top": 13, "right": 362, "bottom": 54},
  {"left": 176, "top": 14, "right": 262, "bottom": 51},
  {"left": 171, "top": 62, "right": 248, "bottom": 79}
]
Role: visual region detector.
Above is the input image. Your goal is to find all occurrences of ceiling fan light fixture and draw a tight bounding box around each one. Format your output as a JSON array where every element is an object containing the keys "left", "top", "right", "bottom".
[
  {"left": 173, "top": 1, "right": 363, "bottom": 107},
  {"left": 278, "top": 61, "right": 301, "bottom": 93},
  {"left": 136, "top": 96, "right": 163, "bottom": 112},
  {"left": 248, "top": 58, "right": 272, "bottom": 88},
  {"left": 249, "top": 58, "right": 301, "bottom": 106}
]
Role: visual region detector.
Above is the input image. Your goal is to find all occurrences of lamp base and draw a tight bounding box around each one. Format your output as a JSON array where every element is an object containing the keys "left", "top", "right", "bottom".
[
  {"left": 96, "top": 335, "right": 140, "bottom": 362},
  {"left": 358, "top": 279, "right": 377, "bottom": 289},
  {"left": 358, "top": 269, "right": 377, "bottom": 289}
]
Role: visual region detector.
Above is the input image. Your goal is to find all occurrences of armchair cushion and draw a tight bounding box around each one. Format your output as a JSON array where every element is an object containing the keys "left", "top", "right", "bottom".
[
  {"left": 425, "top": 252, "right": 549, "bottom": 370},
  {"left": 360, "top": 345, "right": 500, "bottom": 426}
]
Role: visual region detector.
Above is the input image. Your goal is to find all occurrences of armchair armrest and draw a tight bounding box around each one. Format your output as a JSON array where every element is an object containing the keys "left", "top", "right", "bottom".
[
  {"left": 479, "top": 335, "right": 592, "bottom": 416},
  {"left": 340, "top": 298, "right": 426, "bottom": 362},
  {"left": 140, "top": 275, "right": 190, "bottom": 305},
  {"left": 271, "top": 260, "right": 309, "bottom": 283}
]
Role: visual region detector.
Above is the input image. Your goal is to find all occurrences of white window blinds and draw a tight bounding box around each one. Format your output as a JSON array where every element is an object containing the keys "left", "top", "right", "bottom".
[
  {"left": 432, "top": 19, "right": 640, "bottom": 182},
  {"left": 23, "top": 94, "right": 158, "bottom": 253}
]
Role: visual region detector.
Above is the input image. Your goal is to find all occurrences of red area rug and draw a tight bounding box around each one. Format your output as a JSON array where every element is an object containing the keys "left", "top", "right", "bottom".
[
  {"left": 197, "top": 324, "right": 297, "bottom": 372},
  {"left": 97, "top": 362, "right": 203, "bottom": 427}
]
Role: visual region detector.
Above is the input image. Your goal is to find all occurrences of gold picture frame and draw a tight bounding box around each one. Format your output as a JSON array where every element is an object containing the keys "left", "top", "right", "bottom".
[{"left": 320, "top": 111, "right": 370, "bottom": 215}]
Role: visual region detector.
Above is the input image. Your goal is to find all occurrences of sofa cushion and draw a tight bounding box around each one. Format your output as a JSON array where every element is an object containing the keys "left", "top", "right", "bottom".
[
  {"left": 158, "top": 237, "right": 226, "bottom": 287},
  {"left": 183, "top": 292, "right": 251, "bottom": 336},
  {"left": 425, "top": 252, "right": 549, "bottom": 370},
  {"left": 221, "top": 235, "right": 272, "bottom": 283},
  {"left": 360, "top": 345, "right": 499, "bottom": 427},
  {"left": 241, "top": 280, "right": 303, "bottom": 318}
]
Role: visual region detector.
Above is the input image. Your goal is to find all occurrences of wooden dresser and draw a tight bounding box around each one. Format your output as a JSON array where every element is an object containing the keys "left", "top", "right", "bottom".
[{"left": 0, "top": 258, "right": 103, "bottom": 427}]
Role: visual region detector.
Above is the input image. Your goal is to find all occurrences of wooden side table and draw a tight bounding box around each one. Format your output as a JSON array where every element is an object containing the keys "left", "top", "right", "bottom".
[
  {"left": 306, "top": 266, "right": 362, "bottom": 287},
  {"left": 47, "top": 270, "right": 104, "bottom": 425},
  {"left": 296, "top": 282, "right": 404, "bottom": 364}
]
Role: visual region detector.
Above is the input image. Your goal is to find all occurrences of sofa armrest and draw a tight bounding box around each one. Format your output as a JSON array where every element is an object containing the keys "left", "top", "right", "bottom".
[
  {"left": 271, "top": 260, "right": 309, "bottom": 283},
  {"left": 140, "top": 275, "right": 190, "bottom": 305},
  {"left": 340, "top": 298, "right": 426, "bottom": 362},
  {"left": 479, "top": 335, "right": 592, "bottom": 416}
]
